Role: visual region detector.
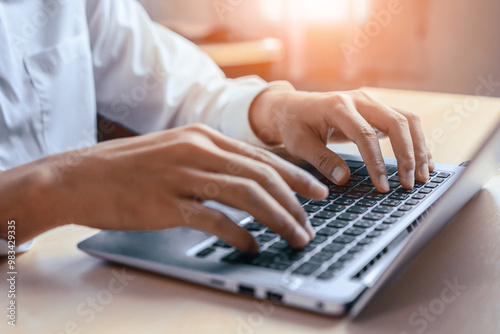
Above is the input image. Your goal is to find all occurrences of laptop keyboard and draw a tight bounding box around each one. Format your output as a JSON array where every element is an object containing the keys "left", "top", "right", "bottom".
[{"left": 196, "top": 160, "right": 453, "bottom": 281}]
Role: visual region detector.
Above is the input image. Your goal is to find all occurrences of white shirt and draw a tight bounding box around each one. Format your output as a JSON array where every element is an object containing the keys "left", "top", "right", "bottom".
[
  {"left": 0, "top": 0, "right": 268, "bottom": 253},
  {"left": 0, "top": 0, "right": 268, "bottom": 171}
]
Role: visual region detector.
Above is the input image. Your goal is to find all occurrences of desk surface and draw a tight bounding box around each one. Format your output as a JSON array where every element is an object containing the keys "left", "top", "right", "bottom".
[{"left": 2, "top": 88, "right": 500, "bottom": 334}]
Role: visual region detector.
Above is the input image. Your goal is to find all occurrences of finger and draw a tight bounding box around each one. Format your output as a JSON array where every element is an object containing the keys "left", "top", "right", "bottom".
[
  {"left": 354, "top": 102, "right": 416, "bottom": 189},
  {"left": 325, "top": 95, "right": 390, "bottom": 192},
  {"left": 200, "top": 127, "right": 328, "bottom": 200},
  {"left": 393, "top": 107, "right": 432, "bottom": 183},
  {"left": 179, "top": 200, "right": 259, "bottom": 253},
  {"left": 186, "top": 150, "right": 315, "bottom": 238},
  {"left": 285, "top": 127, "right": 351, "bottom": 186},
  {"left": 180, "top": 171, "right": 312, "bottom": 249}
]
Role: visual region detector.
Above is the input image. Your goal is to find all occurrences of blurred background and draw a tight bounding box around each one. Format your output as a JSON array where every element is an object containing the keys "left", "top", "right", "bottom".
[{"left": 137, "top": 0, "right": 500, "bottom": 97}]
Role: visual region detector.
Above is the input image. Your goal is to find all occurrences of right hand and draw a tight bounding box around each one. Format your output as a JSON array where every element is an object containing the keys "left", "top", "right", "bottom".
[{"left": 53, "top": 124, "right": 328, "bottom": 253}]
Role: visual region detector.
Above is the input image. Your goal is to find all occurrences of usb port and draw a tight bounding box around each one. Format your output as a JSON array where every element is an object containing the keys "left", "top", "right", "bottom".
[
  {"left": 266, "top": 291, "right": 283, "bottom": 303},
  {"left": 238, "top": 285, "right": 255, "bottom": 297}
]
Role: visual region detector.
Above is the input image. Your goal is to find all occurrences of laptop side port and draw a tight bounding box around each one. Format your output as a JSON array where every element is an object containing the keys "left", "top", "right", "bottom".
[
  {"left": 266, "top": 291, "right": 283, "bottom": 303},
  {"left": 238, "top": 284, "right": 255, "bottom": 297}
]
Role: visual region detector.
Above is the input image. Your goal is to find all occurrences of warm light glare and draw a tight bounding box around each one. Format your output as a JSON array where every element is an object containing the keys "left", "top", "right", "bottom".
[{"left": 260, "top": 0, "right": 368, "bottom": 22}]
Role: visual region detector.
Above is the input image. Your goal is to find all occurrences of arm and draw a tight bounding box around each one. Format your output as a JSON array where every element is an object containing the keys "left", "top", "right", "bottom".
[{"left": 87, "top": 0, "right": 268, "bottom": 147}]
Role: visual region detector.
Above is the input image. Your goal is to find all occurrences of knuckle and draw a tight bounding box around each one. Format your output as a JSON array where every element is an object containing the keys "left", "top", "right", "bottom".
[
  {"left": 187, "top": 123, "right": 212, "bottom": 134},
  {"left": 312, "top": 150, "right": 333, "bottom": 172},
  {"left": 238, "top": 179, "right": 261, "bottom": 205},
  {"left": 391, "top": 114, "right": 409, "bottom": 129},
  {"left": 258, "top": 165, "right": 280, "bottom": 187},
  {"left": 358, "top": 125, "right": 378, "bottom": 141},
  {"left": 406, "top": 111, "right": 421, "bottom": 124}
]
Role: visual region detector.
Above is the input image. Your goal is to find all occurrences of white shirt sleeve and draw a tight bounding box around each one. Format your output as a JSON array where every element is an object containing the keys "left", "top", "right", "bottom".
[{"left": 86, "top": 0, "right": 269, "bottom": 146}]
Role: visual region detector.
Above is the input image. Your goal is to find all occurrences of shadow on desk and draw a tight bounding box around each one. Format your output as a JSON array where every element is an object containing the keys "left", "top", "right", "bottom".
[{"left": 73, "top": 189, "right": 499, "bottom": 333}]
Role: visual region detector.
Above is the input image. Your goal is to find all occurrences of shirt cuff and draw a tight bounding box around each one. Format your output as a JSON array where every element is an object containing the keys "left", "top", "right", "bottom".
[{"left": 218, "top": 75, "right": 271, "bottom": 148}]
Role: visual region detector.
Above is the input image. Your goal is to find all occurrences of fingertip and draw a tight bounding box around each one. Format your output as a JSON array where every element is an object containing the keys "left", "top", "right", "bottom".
[
  {"left": 377, "top": 174, "right": 390, "bottom": 193},
  {"left": 331, "top": 165, "right": 350, "bottom": 185}
]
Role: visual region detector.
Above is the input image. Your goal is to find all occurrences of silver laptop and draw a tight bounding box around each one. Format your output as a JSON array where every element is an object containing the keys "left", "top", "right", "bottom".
[{"left": 78, "top": 120, "right": 500, "bottom": 316}]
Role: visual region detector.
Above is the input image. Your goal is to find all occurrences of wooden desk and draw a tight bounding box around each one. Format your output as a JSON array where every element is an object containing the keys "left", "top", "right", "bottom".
[{"left": 2, "top": 88, "right": 500, "bottom": 334}]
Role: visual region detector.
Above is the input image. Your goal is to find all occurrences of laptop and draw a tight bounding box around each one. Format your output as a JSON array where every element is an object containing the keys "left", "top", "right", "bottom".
[{"left": 78, "top": 119, "right": 500, "bottom": 316}]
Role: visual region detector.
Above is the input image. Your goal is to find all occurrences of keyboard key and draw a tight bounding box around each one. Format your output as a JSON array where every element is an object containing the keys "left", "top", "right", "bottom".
[
  {"left": 396, "top": 187, "right": 418, "bottom": 194},
  {"left": 309, "top": 200, "right": 330, "bottom": 206},
  {"left": 419, "top": 188, "right": 433, "bottom": 194},
  {"left": 213, "top": 240, "right": 232, "bottom": 248},
  {"left": 268, "top": 240, "right": 290, "bottom": 251},
  {"left": 222, "top": 250, "right": 246, "bottom": 263},
  {"left": 244, "top": 222, "right": 265, "bottom": 231},
  {"left": 337, "top": 253, "right": 354, "bottom": 262},
  {"left": 338, "top": 213, "right": 360, "bottom": 221},
  {"left": 413, "top": 194, "right": 426, "bottom": 200},
  {"left": 295, "top": 194, "right": 310, "bottom": 205},
  {"left": 249, "top": 251, "right": 278, "bottom": 266},
  {"left": 344, "top": 181, "right": 359, "bottom": 188},
  {"left": 383, "top": 218, "right": 398, "bottom": 224},
  {"left": 414, "top": 181, "right": 425, "bottom": 188},
  {"left": 324, "top": 204, "right": 346, "bottom": 212},
  {"left": 366, "top": 231, "right": 381, "bottom": 238},
  {"left": 328, "top": 262, "right": 345, "bottom": 271},
  {"left": 438, "top": 172, "right": 451, "bottom": 178},
  {"left": 429, "top": 171, "right": 438, "bottom": 177},
  {"left": 330, "top": 186, "right": 350, "bottom": 194},
  {"left": 362, "top": 179, "right": 375, "bottom": 186},
  {"left": 385, "top": 165, "right": 398, "bottom": 175},
  {"left": 347, "top": 206, "right": 368, "bottom": 214},
  {"left": 333, "top": 235, "right": 356, "bottom": 244},
  {"left": 348, "top": 245, "right": 365, "bottom": 253},
  {"left": 316, "top": 270, "right": 336, "bottom": 280},
  {"left": 327, "top": 193, "right": 340, "bottom": 200},
  {"left": 334, "top": 198, "right": 356, "bottom": 205},
  {"left": 303, "top": 205, "right": 321, "bottom": 213},
  {"left": 391, "top": 211, "right": 406, "bottom": 218},
  {"left": 310, "top": 235, "right": 328, "bottom": 245},
  {"left": 314, "top": 211, "right": 336, "bottom": 219},
  {"left": 398, "top": 205, "right": 413, "bottom": 211},
  {"left": 349, "top": 175, "right": 366, "bottom": 182},
  {"left": 344, "top": 227, "right": 365, "bottom": 236},
  {"left": 372, "top": 206, "right": 393, "bottom": 214},
  {"left": 317, "top": 227, "right": 339, "bottom": 236},
  {"left": 256, "top": 234, "right": 277, "bottom": 244},
  {"left": 375, "top": 224, "right": 390, "bottom": 231},
  {"left": 344, "top": 191, "right": 364, "bottom": 199},
  {"left": 322, "top": 243, "right": 345, "bottom": 253},
  {"left": 431, "top": 177, "right": 445, "bottom": 183},
  {"left": 424, "top": 182, "right": 439, "bottom": 188},
  {"left": 356, "top": 199, "right": 377, "bottom": 207},
  {"left": 196, "top": 247, "right": 215, "bottom": 258},
  {"left": 293, "top": 262, "right": 321, "bottom": 276},
  {"left": 353, "top": 185, "right": 373, "bottom": 193},
  {"left": 346, "top": 160, "right": 365, "bottom": 169},
  {"left": 358, "top": 238, "right": 373, "bottom": 246},
  {"left": 406, "top": 199, "right": 420, "bottom": 205},
  {"left": 365, "top": 193, "right": 386, "bottom": 201},
  {"left": 310, "top": 218, "right": 328, "bottom": 227},
  {"left": 389, "top": 192, "right": 410, "bottom": 200},
  {"left": 310, "top": 252, "right": 335, "bottom": 263},
  {"left": 388, "top": 181, "right": 400, "bottom": 188},
  {"left": 381, "top": 199, "right": 402, "bottom": 207},
  {"left": 364, "top": 213, "right": 385, "bottom": 221},
  {"left": 327, "top": 220, "right": 349, "bottom": 228},
  {"left": 354, "top": 166, "right": 370, "bottom": 176},
  {"left": 354, "top": 220, "right": 375, "bottom": 228}
]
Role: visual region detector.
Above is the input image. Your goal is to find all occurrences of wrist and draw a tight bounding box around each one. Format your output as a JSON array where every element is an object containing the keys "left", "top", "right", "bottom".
[{"left": 249, "top": 81, "right": 296, "bottom": 145}]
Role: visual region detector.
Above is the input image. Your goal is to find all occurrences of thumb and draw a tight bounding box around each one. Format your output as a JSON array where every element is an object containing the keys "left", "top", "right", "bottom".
[{"left": 288, "top": 132, "right": 350, "bottom": 185}]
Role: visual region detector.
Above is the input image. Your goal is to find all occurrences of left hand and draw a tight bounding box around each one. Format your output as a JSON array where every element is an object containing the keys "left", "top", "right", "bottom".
[{"left": 249, "top": 82, "right": 434, "bottom": 193}]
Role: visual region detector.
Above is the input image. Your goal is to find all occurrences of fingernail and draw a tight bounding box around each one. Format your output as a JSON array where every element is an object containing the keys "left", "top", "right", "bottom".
[
  {"left": 429, "top": 158, "right": 435, "bottom": 168},
  {"left": 305, "top": 219, "right": 315, "bottom": 238},
  {"left": 294, "top": 225, "right": 311, "bottom": 246},
  {"left": 420, "top": 163, "right": 429, "bottom": 180},
  {"left": 331, "top": 166, "right": 346, "bottom": 184},
  {"left": 378, "top": 174, "right": 390, "bottom": 192},
  {"left": 406, "top": 169, "right": 415, "bottom": 188}
]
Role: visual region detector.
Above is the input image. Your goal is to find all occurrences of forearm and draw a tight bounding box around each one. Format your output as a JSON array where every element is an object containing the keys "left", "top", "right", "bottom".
[
  {"left": 0, "top": 156, "right": 70, "bottom": 245},
  {"left": 249, "top": 81, "right": 297, "bottom": 146}
]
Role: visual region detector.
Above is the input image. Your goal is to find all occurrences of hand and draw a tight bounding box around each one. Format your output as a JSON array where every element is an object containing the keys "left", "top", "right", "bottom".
[
  {"left": 11, "top": 124, "right": 328, "bottom": 252},
  {"left": 250, "top": 83, "right": 435, "bottom": 192}
]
